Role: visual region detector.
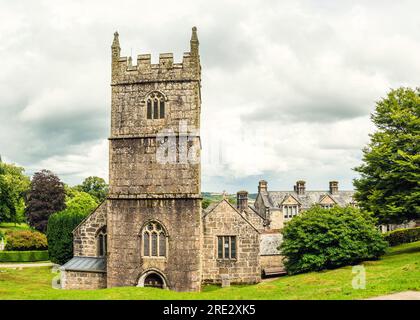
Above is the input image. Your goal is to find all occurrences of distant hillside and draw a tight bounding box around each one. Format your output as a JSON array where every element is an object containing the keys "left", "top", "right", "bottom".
[
  {"left": 201, "top": 192, "right": 257, "bottom": 209},
  {"left": 202, "top": 192, "right": 257, "bottom": 199}
]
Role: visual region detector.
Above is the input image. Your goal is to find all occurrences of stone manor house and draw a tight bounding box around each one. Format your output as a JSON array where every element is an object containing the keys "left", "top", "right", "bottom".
[{"left": 61, "top": 28, "right": 356, "bottom": 291}]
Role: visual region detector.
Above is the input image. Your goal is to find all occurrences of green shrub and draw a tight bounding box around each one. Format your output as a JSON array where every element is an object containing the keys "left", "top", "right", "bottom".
[
  {"left": 47, "top": 191, "right": 98, "bottom": 264},
  {"left": 384, "top": 227, "right": 420, "bottom": 246},
  {"left": 4, "top": 230, "right": 47, "bottom": 251},
  {"left": 280, "top": 206, "right": 388, "bottom": 274},
  {"left": 0, "top": 250, "right": 49, "bottom": 262},
  {"left": 0, "top": 230, "right": 4, "bottom": 240}
]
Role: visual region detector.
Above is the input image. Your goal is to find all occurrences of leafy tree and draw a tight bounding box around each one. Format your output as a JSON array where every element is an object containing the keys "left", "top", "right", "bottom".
[
  {"left": 354, "top": 87, "right": 420, "bottom": 224},
  {"left": 0, "top": 160, "right": 30, "bottom": 224},
  {"left": 25, "top": 170, "right": 65, "bottom": 233},
  {"left": 74, "top": 176, "right": 108, "bottom": 203},
  {"left": 47, "top": 191, "right": 98, "bottom": 264},
  {"left": 202, "top": 198, "right": 211, "bottom": 209},
  {"left": 63, "top": 190, "right": 98, "bottom": 214},
  {"left": 280, "top": 206, "right": 388, "bottom": 274}
]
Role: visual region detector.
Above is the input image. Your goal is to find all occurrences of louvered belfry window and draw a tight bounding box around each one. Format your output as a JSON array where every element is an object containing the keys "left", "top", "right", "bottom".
[{"left": 146, "top": 92, "right": 165, "bottom": 119}]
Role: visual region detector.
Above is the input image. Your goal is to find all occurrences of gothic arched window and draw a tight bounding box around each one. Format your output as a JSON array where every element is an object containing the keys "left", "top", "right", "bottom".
[
  {"left": 142, "top": 221, "right": 167, "bottom": 257},
  {"left": 146, "top": 92, "right": 165, "bottom": 119},
  {"left": 97, "top": 227, "right": 107, "bottom": 257}
]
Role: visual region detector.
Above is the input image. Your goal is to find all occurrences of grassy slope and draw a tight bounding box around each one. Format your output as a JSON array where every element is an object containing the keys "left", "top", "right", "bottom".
[{"left": 0, "top": 241, "right": 419, "bottom": 300}]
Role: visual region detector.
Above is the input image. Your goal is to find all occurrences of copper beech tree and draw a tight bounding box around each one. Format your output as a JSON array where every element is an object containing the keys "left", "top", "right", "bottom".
[{"left": 25, "top": 169, "right": 65, "bottom": 233}]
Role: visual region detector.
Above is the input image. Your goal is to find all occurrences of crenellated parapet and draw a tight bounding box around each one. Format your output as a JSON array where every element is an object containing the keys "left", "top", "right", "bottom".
[{"left": 111, "top": 27, "right": 200, "bottom": 85}]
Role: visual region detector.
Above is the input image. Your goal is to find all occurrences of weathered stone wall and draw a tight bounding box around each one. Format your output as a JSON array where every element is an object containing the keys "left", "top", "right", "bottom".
[
  {"left": 109, "top": 137, "right": 200, "bottom": 196},
  {"left": 73, "top": 202, "right": 107, "bottom": 257},
  {"left": 61, "top": 271, "right": 107, "bottom": 290},
  {"left": 110, "top": 81, "right": 201, "bottom": 138},
  {"left": 109, "top": 31, "right": 201, "bottom": 198},
  {"left": 244, "top": 209, "right": 265, "bottom": 230},
  {"left": 106, "top": 30, "right": 203, "bottom": 292},
  {"left": 268, "top": 209, "right": 284, "bottom": 230},
  {"left": 106, "top": 198, "right": 202, "bottom": 292},
  {"left": 202, "top": 200, "right": 261, "bottom": 284}
]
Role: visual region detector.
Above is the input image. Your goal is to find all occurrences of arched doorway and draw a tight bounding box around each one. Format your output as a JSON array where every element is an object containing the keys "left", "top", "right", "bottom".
[
  {"left": 137, "top": 270, "right": 168, "bottom": 289},
  {"left": 144, "top": 273, "right": 164, "bottom": 288}
]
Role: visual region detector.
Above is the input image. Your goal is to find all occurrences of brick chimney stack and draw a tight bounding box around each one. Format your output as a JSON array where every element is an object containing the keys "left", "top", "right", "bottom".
[
  {"left": 237, "top": 191, "right": 248, "bottom": 212},
  {"left": 329, "top": 181, "right": 338, "bottom": 194},
  {"left": 258, "top": 180, "right": 267, "bottom": 193},
  {"left": 296, "top": 180, "right": 306, "bottom": 195}
]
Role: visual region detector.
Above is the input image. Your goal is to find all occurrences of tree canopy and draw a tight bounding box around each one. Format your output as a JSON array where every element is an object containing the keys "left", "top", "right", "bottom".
[
  {"left": 354, "top": 87, "right": 420, "bottom": 224},
  {"left": 0, "top": 160, "right": 30, "bottom": 224},
  {"left": 74, "top": 176, "right": 108, "bottom": 203},
  {"left": 25, "top": 170, "right": 66, "bottom": 233},
  {"left": 63, "top": 190, "right": 98, "bottom": 214}
]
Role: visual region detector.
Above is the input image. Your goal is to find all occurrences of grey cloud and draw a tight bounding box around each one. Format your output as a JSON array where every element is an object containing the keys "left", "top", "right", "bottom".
[
  {"left": 241, "top": 98, "right": 368, "bottom": 124},
  {"left": 0, "top": 0, "right": 419, "bottom": 191}
]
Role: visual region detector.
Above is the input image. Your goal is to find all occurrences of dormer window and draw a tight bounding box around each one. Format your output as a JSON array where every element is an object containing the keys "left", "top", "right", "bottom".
[
  {"left": 146, "top": 92, "right": 165, "bottom": 119},
  {"left": 283, "top": 205, "right": 299, "bottom": 219},
  {"left": 320, "top": 204, "right": 334, "bottom": 209}
]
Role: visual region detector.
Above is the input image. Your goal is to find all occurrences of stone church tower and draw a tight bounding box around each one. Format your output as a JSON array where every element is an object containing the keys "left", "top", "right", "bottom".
[{"left": 107, "top": 27, "right": 202, "bottom": 291}]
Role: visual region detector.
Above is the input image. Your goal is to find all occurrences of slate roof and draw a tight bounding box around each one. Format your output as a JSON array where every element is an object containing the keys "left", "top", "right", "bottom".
[
  {"left": 247, "top": 205, "right": 265, "bottom": 220},
  {"left": 259, "top": 192, "right": 272, "bottom": 208},
  {"left": 263, "top": 190, "right": 355, "bottom": 209},
  {"left": 61, "top": 256, "right": 106, "bottom": 273}
]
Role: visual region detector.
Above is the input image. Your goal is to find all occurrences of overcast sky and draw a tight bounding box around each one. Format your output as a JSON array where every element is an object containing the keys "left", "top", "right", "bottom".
[{"left": 0, "top": 0, "right": 419, "bottom": 193}]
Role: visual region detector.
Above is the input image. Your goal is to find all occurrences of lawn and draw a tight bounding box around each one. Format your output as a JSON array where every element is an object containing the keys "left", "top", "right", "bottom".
[{"left": 0, "top": 241, "right": 419, "bottom": 300}]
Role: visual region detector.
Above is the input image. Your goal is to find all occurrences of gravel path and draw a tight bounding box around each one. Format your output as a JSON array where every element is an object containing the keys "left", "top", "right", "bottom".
[
  {"left": 0, "top": 262, "right": 53, "bottom": 268},
  {"left": 368, "top": 291, "right": 420, "bottom": 300}
]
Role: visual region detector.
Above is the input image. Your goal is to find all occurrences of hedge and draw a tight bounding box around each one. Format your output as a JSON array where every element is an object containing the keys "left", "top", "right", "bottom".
[
  {"left": 384, "top": 227, "right": 420, "bottom": 246},
  {"left": 0, "top": 250, "right": 49, "bottom": 262},
  {"left": 47, "top": 210, "right": 90, "bottom": 264},
  {"left": 4, "top": 230, "right": 48, "bottom": 251}
]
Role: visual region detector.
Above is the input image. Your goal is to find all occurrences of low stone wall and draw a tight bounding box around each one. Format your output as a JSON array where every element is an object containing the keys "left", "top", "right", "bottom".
[
  {"left": 61, "top": 270, "right": 107, "bottom": 290},
  {"left": 260, "top": 255, "right": 284, "bottom": 269}
]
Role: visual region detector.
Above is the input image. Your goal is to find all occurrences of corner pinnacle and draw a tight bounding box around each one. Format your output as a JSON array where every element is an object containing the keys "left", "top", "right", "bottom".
[
  {"left": 112, "top": 31, "right": 120, "bottom": 48},
  {"left": 190, "top": 26, "right": 199, "bottom": 56},
  {"left": 191, "top": 26, "right": 198, "bottom": 43}
]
